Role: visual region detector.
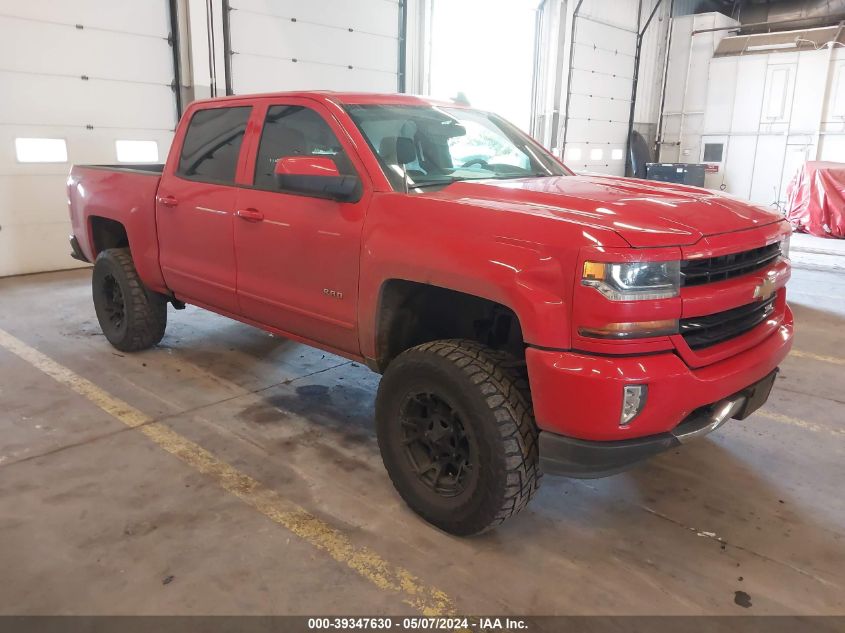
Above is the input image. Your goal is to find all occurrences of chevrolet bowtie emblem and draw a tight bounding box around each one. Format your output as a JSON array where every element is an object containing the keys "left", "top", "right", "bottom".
[{"left": 753, "top": 272, "right": 777, "bottom": 301}]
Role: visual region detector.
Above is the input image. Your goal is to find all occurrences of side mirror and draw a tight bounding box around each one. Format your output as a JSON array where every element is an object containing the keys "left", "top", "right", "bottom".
[
  {"left": 395, "top": 137, "right": 416, "bottom": 165},
  {"left": 274, "top": 156, "right": 361, "bottom": 202}
]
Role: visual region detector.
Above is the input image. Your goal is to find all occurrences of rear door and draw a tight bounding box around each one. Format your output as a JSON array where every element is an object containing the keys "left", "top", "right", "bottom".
[
  {"left": 156, "top": 104, "right": 252, "bottom": 314},
  {"left": 233, "top": 99, "right": 370, "bottom": 354}
]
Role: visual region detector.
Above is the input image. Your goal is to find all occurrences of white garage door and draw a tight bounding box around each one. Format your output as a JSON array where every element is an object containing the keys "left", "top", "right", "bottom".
[
  {"left": 226, "top": 0, "right": 401, "bottom": 94},
  {"left": 562, "top": 4, "right": 638, "bottom": 175},
  {"left": 0, "top": 1, "right": 179, "bottom": 277}
]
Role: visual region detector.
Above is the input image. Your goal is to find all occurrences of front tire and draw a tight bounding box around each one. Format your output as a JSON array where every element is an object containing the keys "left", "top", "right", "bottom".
[
  {"left": 92, "top": 248, "right": 167, "bottom": 352},
  {"left": 376, "top": 339, "right": 541, "bottom": 535}
]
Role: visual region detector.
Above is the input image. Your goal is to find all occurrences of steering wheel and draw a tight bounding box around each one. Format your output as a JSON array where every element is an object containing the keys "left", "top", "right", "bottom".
[{"left": 461, "top": 158, "right": 490, "bottom": 169}]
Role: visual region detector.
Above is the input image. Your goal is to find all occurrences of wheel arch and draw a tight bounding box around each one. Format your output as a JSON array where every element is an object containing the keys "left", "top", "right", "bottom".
[
  {"left": 88, "top": 216, "right": 129, "bottom": 254},
  {"left": 83, "top": 211, "right": 168, "bottom": 294},
  {"left": 370, "top": 279, "right": 527, "bottom": 372}
]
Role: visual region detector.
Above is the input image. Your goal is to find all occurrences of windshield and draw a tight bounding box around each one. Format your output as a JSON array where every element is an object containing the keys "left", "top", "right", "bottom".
[{"left": 345, "top": 104, "right": 569, "bottom": 191}]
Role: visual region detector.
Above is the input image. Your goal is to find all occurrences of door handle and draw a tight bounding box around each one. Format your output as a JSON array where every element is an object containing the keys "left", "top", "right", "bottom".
[
  {"left": 236, "top": 208, "right": 264, "bottom": 222},
  {"left": 156, "top": 195, "right": 178, "bottom": 208}
]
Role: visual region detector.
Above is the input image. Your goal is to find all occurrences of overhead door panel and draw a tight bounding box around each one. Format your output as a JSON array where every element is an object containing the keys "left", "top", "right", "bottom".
[
  {"left": 227, "top": 0, "right": 400, "bottom": 94},
  {"left": 230, "top": 55, "right": 396, "bottom": 95},
  {"left": 567, "top": 94, "right": 630, "bottom": 123},
  {"left": 0, "top": 1, "right": 178, "bottom": 277},
  {"left": 0, "top": 17, "right": 174, "bottom": 83},
  {"left": 1, "top": 72, "right": 175, "bottom": 131},
  {"left": 232, "top": 0, "right": 398, "bottom": 34},
  {"left": 3, "top": 0, "right": 172, "bottom": 34}
]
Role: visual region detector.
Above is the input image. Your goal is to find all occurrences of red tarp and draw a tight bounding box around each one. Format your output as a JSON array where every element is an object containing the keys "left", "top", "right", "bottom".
[{"left": 785, "top": 161, "right": 845, "bottom": 238}]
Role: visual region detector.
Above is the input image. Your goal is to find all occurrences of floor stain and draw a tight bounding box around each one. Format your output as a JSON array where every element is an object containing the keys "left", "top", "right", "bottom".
[
  {"left": 253, "top": 383, "right": 376, "bottom": 434},
  {"left": 734, "top": 590, "right": 752, "bottom": 608},
  {"left": 237, "top": 401, "right": 293, "bottom": 425}
]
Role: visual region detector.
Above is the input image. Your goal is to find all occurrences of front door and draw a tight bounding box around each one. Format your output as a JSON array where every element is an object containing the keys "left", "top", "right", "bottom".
[
  {"left": 233, "top": 100, "right": 369, "bottom": 354},
  {"left": 157, "top": 105, "right": 252, "bottom": 314}
]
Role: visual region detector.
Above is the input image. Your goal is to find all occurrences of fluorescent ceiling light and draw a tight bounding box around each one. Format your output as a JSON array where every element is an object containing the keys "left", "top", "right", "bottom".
[{"left": 746, "top": 42, "right": 798, "bottom": 51}]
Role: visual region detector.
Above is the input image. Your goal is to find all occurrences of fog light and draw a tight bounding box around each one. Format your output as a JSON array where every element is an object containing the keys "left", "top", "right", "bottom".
[{"left": 621, "top": 385, "right": 648, "bottom": 426}]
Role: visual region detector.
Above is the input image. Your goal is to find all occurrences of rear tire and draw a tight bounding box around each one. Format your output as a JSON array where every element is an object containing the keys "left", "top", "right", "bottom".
[
  {"left": 92, "top": 248, "right": 167, "bottom": 352},
  {"left": 375, "top": 339, "right": 541, "bottom": 536}
]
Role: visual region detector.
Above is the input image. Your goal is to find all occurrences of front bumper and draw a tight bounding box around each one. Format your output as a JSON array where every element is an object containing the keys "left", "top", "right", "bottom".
[
  {"left": 526, "top": 305, "right": 792, "bottom": 442},
  {"left": 538, "top": 370, "right": 776, "bottom": 478}
]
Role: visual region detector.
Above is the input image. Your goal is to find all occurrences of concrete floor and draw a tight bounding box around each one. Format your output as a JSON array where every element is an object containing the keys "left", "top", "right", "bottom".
[{"left": 0, "top": 266, "right": 843, "bottom": 616}]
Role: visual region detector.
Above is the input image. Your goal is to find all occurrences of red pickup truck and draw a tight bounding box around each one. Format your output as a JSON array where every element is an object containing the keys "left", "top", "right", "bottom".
[{"left": 68, "top": 91, "right": 793, "bottom": 535}]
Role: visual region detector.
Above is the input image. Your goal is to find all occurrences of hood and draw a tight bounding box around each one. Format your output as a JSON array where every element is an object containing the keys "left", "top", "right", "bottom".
[{"left": 430, "top": 174, "right": 783, "bottom": 248}]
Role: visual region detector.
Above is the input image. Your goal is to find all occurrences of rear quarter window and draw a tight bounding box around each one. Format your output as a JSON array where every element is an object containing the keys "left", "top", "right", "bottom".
[{"left": 177, "top": 106, "right": 251, "bottom": 184}]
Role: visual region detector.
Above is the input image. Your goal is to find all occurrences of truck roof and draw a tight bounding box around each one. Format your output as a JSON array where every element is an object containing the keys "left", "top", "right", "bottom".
[{"left": 190, "top": 91, "right": 463, "bottom": 109}]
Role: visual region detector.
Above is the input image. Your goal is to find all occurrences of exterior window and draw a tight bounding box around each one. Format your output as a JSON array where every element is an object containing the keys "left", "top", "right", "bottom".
[
  {"left": 611, "top": 148, "right": 624, "bottom": 160},
  {"left": 177, "top": 106, "right": 251, "bottom": 184},
  {"left": 566, "top": 147, "right": 582, "bottom": 161},
  {"left": 116, "top": 140, "right": 159, "bottom": 163},
  {"left": 15, "top": 138, "right": 67, "bottom": 163},
  {"left": 254, "top": 105, "right": 355, "bottom": 190},
  {"left": 703, "top": 143, "right": 724, "bottom": 162},
  {"left": 590, "top": 148, "right": 603, "bottom": 160}
]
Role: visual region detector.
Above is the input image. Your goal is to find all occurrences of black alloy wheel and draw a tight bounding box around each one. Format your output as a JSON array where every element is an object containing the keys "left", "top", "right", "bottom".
[
  {"left": 100, "top": 273, "right": 126, "bottom": 331},
  {"left": 400, "top": 392, "right": 474, "bottom": 497}
]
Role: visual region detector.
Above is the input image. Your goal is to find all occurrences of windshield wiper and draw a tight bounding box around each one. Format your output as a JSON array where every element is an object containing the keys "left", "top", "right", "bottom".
[
  {"left": 412, "top": 176, "right": 512, "bottom": 188},
  {"left": 409, "top": 173, "right": 555, "bottom": 190},
  {"left": 409, "top": 178, "right": 463, "bottom": 189}
]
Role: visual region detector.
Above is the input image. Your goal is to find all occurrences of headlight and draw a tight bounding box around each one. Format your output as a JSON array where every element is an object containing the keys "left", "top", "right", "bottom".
[
  {"left": 582, "top": 260, "right": 680, "bottom": 301},
  {"left": 780, "top": 234, "right": 791, "bottom": 260}
]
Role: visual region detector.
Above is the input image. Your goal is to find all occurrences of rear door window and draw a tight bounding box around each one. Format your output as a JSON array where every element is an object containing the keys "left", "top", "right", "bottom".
[{"left": 177, "top": 106, "right": 251, "bottom": 184}]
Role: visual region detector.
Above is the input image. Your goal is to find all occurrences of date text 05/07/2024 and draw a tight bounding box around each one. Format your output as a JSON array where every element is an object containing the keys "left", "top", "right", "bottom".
[{"left": 306, "top": 617, "right": 528, "bottom": 630}]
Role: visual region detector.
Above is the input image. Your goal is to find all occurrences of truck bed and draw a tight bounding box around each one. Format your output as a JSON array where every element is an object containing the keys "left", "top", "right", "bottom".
[
  {"left": 76, "top": 163, "right": 165, "bottom": 175},
  {"left": 68, "top": 163, "right": 167, "bottom": 293}
]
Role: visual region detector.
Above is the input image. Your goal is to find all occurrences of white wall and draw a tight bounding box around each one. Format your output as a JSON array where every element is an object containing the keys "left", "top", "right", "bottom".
[
  {"left": 659, "top": 13, "right": 738, "bottom": 165},
  {"left": 705, "top": 47, "right": 845, "bottom": 207},
  {"left": 662, "top": 20, "right": 845, "bottom": 209}
]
